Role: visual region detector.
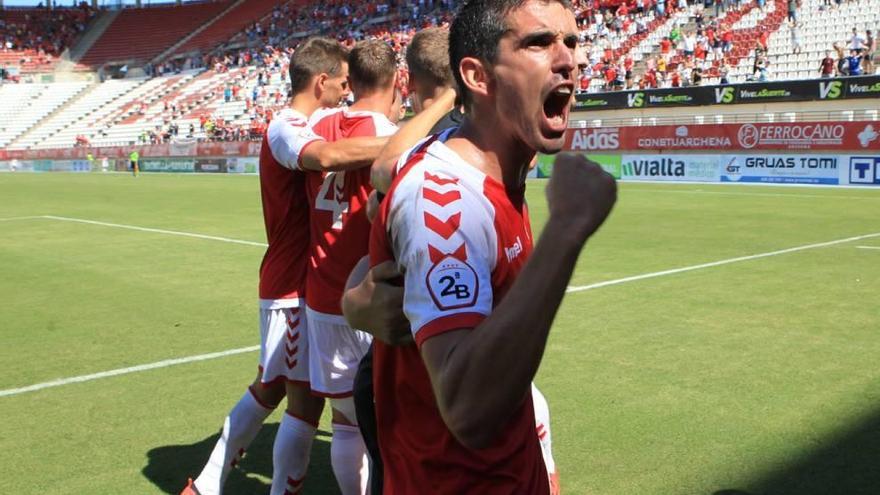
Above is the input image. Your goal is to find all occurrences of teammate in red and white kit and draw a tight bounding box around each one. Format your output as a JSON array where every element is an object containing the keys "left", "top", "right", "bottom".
[
  {"left": 294, "top": 40, "right": 401, "bottom": 495},
  {"left": 360, "top": 1, "right": 616, "bottom": 492},
  {"left": 182, "top": 38, "right": 388, "bottom": 495}
]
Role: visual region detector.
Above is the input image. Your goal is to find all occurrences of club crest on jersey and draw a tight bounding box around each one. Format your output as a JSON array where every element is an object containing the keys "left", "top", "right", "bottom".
[{"left": 426, "top": 255, "right": 478, "bottom": 310}]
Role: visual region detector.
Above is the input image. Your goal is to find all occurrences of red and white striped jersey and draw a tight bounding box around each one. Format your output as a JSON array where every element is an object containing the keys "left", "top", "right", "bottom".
[
  {"left": 257, "top": 108, "right": 324, "bottom": 307},
  {"left": 304, "top": 107, "right": 397, "bottom": 318},
  {"left": 368, "top": 134, "right": 548, "bottom": 494}
]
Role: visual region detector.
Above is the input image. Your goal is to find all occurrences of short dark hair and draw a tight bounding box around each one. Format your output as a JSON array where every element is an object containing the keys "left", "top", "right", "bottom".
[
  {"left": 449, "top": 0, "right": 571, "bottom": 108},
  {"left": 348, "top": 39, "right": 398, "bottom": 93},
  {"left": 289, "top": 37, "right": 348, "bottom": 95},
  {"left": 406, "top": 27, "right": 454, "bottom": 88}
]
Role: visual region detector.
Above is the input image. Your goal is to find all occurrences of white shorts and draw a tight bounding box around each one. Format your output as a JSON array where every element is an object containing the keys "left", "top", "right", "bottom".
[
  {"left": 305, "top": 306, "right": 373, "bottom": 397},
  {"left": 258, "top": 303, "right": 310, "bottom": 387}
]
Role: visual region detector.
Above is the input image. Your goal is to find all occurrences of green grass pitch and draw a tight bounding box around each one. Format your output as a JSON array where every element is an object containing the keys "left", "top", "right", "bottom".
[{"left": 1, "top": 172, "right": 879, "bottom": 494}]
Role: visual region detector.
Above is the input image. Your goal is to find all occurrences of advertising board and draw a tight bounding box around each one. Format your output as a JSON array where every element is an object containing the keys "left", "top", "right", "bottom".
[
  {"left": 621, "top": 154, "right": 720, "bottom": 182},
  {"left": 535, "top": 154, "right": 621, "bottom": 178},
  {"left": 572, "top": 75, "right": 880, "bottom": 110},
  {"left": 719, "top": 155, "right": 841, "bottom": 184},
  {"left": 564, "top": 122, "right": 880, "bottom": 152},
  {"left": 140, "top": 159, "right": 195, "bottom": 173},
  {"left": 846, "top": 156, "right": 880, "bottom": 185}
]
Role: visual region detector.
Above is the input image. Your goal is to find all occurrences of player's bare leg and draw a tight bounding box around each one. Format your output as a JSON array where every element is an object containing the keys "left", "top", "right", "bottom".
[
  {"left": 189, "top": 370, "right": 284, "bottom": 495},
  {"left": 270, "top": 382, "right": 325, "bottom": 495},
  {"left": 329, "top": 399, "right": 370, "bottom": 495}
]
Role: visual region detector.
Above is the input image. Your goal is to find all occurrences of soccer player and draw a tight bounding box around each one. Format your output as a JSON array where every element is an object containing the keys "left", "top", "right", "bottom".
[
  {"left": 364, "top": 0, "right": 616, "bottom": 492},
  {"left": 345, "top": 26, "right": 562, "bottom": 494},
  {"left": 182, "top": 37, "right": 387, "bottom": 495},
  {"left": 295, "top": 39, "right": 401, "bottom": 495}
]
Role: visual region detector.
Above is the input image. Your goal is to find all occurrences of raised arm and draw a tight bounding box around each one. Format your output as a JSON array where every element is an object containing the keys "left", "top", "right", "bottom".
[
  {"left": 371, "top": 88, "right": 457, "bottom": 193},
  {"left": 419, "top": 154, "right": 616, "bottom": 449}
]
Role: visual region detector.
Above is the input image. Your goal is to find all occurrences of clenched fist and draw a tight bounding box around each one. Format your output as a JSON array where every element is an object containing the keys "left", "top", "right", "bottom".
[{"left": 545, "top": 153, "right": 617, "bottom": 243}]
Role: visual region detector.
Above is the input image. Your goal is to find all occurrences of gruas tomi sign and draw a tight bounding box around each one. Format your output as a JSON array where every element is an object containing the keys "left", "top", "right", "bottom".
[{"left": 564, "top": 122, "right": 880, "bottom": 152}]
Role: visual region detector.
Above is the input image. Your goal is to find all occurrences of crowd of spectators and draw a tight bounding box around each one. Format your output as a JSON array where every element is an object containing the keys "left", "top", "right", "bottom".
[
  {"left": 144, "top": 0, "right": 458, "bottom": 142},
  {"left": 573, "top": 0, "right": 754, "bottom": 92},
  {"left": 0, "top": 2, "right": 94, "bottom": 79},
  {"left": 818, "top": 26, "right": 876, "bottom": 77}
]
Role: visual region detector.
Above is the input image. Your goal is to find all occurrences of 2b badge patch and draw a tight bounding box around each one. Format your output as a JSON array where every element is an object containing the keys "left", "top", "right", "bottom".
[{"left": 426, "top": 255, "right": 479, "bottom": 310}]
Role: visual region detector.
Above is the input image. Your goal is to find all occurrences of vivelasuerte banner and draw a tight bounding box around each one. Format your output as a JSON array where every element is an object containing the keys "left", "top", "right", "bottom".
[
  {"left": 563, "top": 121, "right": 880, "bottom": 152},
  {"left": 572, "top": 75, "right": 880, "bottom": 110}
]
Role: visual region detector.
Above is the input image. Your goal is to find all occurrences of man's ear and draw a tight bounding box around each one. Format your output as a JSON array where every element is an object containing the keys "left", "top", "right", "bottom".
[
  {"left": 315, "top": 73, "right": 329, "bottom": 93},
  {"left": 459, "top": 56, "right": 490, "bottom": 100}
]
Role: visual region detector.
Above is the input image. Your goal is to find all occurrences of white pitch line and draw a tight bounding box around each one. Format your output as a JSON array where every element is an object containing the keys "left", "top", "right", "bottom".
[
  {"left": 43, "top": 215, "right": 268, "bottom": 247},
  {"left": 566, "top": 231, "right": 880, "bottom": 293},
  {"left": 0, "top": 346, "right": 260, "bottom": 398},
  {"left": 4, "top": 228, "right": 878, "bottom": 398},
  {"left": 0, "top": 215, "right": 45, "bottom": 222},
  {"left": 856, "top": 246, "right": 880, "bottom": 250}
]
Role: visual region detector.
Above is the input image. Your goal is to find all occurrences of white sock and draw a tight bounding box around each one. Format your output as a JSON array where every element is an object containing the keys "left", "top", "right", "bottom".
[
  {"left": 194, "top": 388, "right": 273, "bottom": 495},
  {"left": 270, "top": 412, "right": 317, "bottom": 495},
  {"left": 532, "top": 384, "right": 556, "bottom": 474},
  {"left": 330, "top": 422, "right": 370, "bottom": 495}
]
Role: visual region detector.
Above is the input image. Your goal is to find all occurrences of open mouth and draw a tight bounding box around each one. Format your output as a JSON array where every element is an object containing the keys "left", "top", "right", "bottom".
[{"left": 542, "top": 85, "right": 573, "bottom": 134}]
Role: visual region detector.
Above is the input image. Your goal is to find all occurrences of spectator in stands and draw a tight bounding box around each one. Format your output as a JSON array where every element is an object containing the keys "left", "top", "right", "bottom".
[
  {"left": 660, "top": 36, "right": 673, "bottom": 59},
  {"left": 791, "top": 23, "right": 803, "bottom": 54},
  {"left": 719, "top": 61, "right": 730, "bottom": 84},
  {"left": 819, "top": 50, "right": 836, "bottom": 77},
  {"left": 846, "top": 49, "right": 863, "bottom": 76},
  {"left": 787, "top": 0, "right": 800, "bottom": 22},
  {"left": 691, "top": 66, "right": 703, "bottom": 86},
  {"left": 849, "top": 28, "right": 865, "bottom": 54},
  {"left": 864, "top": 29, "right": 875, "bottom": 73},
  {"left": 683, "top": 31, "right": 696, "bottom": 58},
  {"left": 670, "top": 24, "right": 682, "bottom": 44},
  {"left": 721, "top": 25, "right": 734, "bottom": 53}
]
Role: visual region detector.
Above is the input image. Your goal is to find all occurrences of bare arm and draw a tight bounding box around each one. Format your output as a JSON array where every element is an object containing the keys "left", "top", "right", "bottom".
[
  {"left": 299, "top": 136, "right": 389, "bottom": 172},
  {"left": 371, "top": 88, "right": 457, "bottom": 193},
  {"left": 342, "top": 259, "right": 413, "bottom": 346},
  {"left": 419, "top": 155, "right": 617, "bottom": 450}
]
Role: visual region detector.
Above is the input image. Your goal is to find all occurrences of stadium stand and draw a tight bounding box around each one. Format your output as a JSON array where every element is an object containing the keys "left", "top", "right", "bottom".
[
  {"left": 1, "top": 0, "right": 877, "bottom": 151},
  {"left": 0, "top": 5, "right": 95, "bottom": 74},
  {"left": 78, "top": 1, "right": 233, "bottom": 67},
  {"left": 767, "top": 0, "right": 880, "bottom": 80},
  {"left": 0, "top": 81, "right": 89, "bottom": 147},
  {"left": 169, "top": 0, "right": 298, "bottom": 58}
]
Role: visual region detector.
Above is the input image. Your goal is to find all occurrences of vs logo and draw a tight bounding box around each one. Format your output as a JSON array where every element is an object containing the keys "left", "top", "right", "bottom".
[
  {"left": 627, "top": 92, "right": 645, "bottom": 108},
  {"left": 714, "top": 87, "right": 735, "bottom": 104},
  {"left": 819, "top": 81, "right": 843, "bottom": 99}
]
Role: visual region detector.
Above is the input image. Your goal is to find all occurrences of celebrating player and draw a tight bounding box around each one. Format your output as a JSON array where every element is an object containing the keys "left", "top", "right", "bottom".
[
  {"left": 182, "top": 37, "right": 388, "bottom": 495},
  {"left": 363, "top": 0, "right": 616, "bottom": 492},
  {"left": 344, "top": 26, "right": 562, "bottom": 494}
]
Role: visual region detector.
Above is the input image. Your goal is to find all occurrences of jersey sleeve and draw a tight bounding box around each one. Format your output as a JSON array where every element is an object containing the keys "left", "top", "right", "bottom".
[
  {"left": 267, "top": 115, "right": 325, "bottom": 171},
  {"left": 387, "top": 169, "right": 496, "bottom": 347},
  {"left": 372, "top": 115, "right": 399, "bottom": 137}
]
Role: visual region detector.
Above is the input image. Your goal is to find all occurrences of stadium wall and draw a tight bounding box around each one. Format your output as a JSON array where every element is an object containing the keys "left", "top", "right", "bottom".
[
  {"left": 535, "top": 121, "right": 880, "bottom": 186},
  {"left": 1, "top": 122, "right": 878, "bottom": 186}
]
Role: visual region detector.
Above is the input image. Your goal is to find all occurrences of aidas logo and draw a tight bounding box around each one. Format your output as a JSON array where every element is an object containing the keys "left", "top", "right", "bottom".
[
  {"left": 819, "top": 81, "right": 843, "bottom": 99},
  {"left": 627, "top": 92, "right": 645, "bottom": 108},
  {"left": 714, "top": 87, "right": 735, "bottom": 104}
]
